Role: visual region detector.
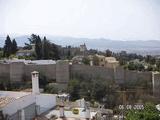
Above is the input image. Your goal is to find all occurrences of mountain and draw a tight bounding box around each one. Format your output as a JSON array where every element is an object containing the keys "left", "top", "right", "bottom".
[{"left": 0, "top": 35, "right": 160, "bottom": 55}]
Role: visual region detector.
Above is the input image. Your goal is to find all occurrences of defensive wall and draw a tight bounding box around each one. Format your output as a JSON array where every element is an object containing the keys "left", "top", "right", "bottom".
[
  {"left": 0, "top": 61, "right": 159, "bottom": 98},
  {"left": 0, "top": 63, "right": 10, "bottom": 82},
  {"left": 24, "top": 64, "right": 56, "bottom": 81},
  {"left": 152, "top": 72, "right": 160, "bottom": 98},
  {"left": 70, "top": 64, "right": 114, "bottom": 81},
  {"left": 70, "top": 65, "right": 152, "bottom": 89}
]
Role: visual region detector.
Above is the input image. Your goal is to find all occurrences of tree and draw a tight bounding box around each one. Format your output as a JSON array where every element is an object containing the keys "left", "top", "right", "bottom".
[
  {"left": 68, "top": 79, "right": 80, "bottom": 101},
  {"left": 82, "top": 57, "right": 90, "bottom": 65},
  {"left": 3, "top": 35, "right": 12, "bottom": 57},
  {"left": 156, "top": 60, "right": 160, "bottom": 71},
  {"left": 51, "top": 43, "right": 60, "bottom": 60},
  {"left": 35, "top": 35, "right": 42, "bottom": 59},
  {"left": 25, "top": 34, "right": 60, "bottom": 60},
  {"left": 91, "top": 79, "right": 107, "bottom": 101},
  {"left": 105, "top": 49, "right": 112, "bottom": 57},
  {"left": 42, "top": 37, "right": 50, "bottom": 59},
  {"left": 145, "top": 55, "right": 156, "bottom": 65},
  {"left": 24, "top": 34, "right": 38, "bottom": 50},
  {"left": 42, "top": 36, "right": 60, "bottom": 60},
  {"left": 92, "top": 55, "right": 99, "bottom": 66},
  {"left": 11, "top": 39, "right": 18, "bottom": 54},
  {"left": 67, "top": 46, "right": 71, "bottom": 60}
]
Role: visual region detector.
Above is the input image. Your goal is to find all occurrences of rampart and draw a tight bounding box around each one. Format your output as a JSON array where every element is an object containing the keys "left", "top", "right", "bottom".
[
  {"left": 70, "top": 64, "right": 114, "bottom": 81},
  {"left": 0, "top": 61, "right": 159, "bottom": 98}
]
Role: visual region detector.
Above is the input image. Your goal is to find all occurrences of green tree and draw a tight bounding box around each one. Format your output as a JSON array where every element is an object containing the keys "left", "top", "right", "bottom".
[
  {"left": 51, "top": 43, "right": 60, "bottom": 60},
  {"left": 145, "top": 55, "right": 156, "bottom": 65},
  {"left": 105, "top": 49, "right": 112, "bottom": 57},
  {"left": 42, "top": 36, "right": 60, "bottom": 60},
  {"left": 67, "top": 46, "right": 71, "bottom": 60},
  {"left": 156, "top": 60, "right": 160, "bottom": 71},
  {"left": 42, "top": 36, "right": 49, "bottom": 59},
  {"left": 91, "top": 79, "right": 107, "bottom": 101},
  {"left": 3, "top": 35, "right": 12, "bottom": 57},
  {"left": 11, "top": 39, "right": 18, "bottom": 54},
  {"left": 68, "top": 79, "right": 80, "bottom": 101},
  {"left": 82, "top": 57, "right": 90, "bottom": 65},
  {"left": 0, "top": 51, "right": 3, "bottom": 59},
  {"left": 92, "top": 55, "right": 99, "bottom": 66},
  {"left": 45, "top": 84, "right": 58, "bottom": 94},
  {"left": 35, "top": 35, "right": 42, "bottom": 59},
  {"left": 127, "top": 62, "right": 144, "bottom": 71},
  {"left": 25, "top": 34, "right": 60, "bottom": 60},
  {"left": 24, "top": 34, "right": 39, "bottom": 50}
]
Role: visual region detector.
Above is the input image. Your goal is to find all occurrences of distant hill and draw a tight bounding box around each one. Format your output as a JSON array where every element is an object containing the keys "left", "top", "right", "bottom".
[{"left": 0, "top": 35, "right": 160, "bottom": 55}]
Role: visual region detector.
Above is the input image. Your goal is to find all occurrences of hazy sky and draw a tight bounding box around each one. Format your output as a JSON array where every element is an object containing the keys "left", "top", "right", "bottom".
[{"left": 0, "top": 0, "right": 160, "bottom": 40}]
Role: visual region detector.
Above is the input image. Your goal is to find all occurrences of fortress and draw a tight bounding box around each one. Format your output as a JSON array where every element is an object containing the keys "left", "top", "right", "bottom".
[{"left": 0, "top": 59, "right": 160, "bottom": 99}]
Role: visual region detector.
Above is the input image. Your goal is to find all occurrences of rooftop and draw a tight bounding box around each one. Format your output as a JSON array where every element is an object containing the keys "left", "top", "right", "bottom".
[
  {"left": 0, "top": 59, "right": 56, "bottom": 65},
  {"left": 0, "top": 91, "right": 30, "bottom": 108}
]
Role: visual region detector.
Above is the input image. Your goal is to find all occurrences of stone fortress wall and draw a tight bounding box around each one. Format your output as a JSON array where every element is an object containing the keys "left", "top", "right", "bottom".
[
  {"left": 0, "top": 61, "right": 159, "bottom": 98},
  {"left": 0, "top": 63, "right": 10, "bottom": 82}
]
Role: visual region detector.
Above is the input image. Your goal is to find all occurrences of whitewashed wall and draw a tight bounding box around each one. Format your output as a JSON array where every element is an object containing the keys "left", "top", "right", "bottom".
[
  {"left": 2, "top": 94, "right": 35, "bottom": 115},
  {"left": 36, "top": 94, "right": 56, "bottom": 114}
]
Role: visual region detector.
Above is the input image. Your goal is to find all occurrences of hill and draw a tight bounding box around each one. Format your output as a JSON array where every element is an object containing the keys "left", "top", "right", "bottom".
[{"left": 0, "top": 35, "right": 160, "bottom": 55}]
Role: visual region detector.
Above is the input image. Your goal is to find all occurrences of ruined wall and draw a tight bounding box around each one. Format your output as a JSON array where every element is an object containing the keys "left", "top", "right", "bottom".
[
  {"left": 56, "top": 60, "right": 69, "bottom": 83},
  {"left": 24, "top": 64, "right": 56, "bottom": 81},
  {"left": 70, "top": 64, "right": 114, "bottom": 81}
]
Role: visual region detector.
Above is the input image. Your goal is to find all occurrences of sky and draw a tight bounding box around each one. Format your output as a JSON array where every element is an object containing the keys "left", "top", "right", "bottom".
[{"left": 0, "top": 0, "right": 160, "bottom": 40}]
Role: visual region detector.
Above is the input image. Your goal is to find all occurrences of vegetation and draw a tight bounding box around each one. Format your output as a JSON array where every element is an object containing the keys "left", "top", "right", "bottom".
[
  {"left": 92, "top": 55, "right": 99, "bottom": 66},
  {"left": 82, "top": 57, "right": 90, "bottom": 65},
  {"left": 126, "top": 61, "right": 145, "bottom": 71},
  {"left": 105, "top": 49, "right": 112, "bottom": 57},
  {"left": 126, "top": 103, "right": 160, "bottom": 120},
  {"left": 0, "top": 51, "right": 3, "bottom": 59},
  {"left": 44, "top": 84, "right": 58, "bottom": 94},
  {"left": 24, "top": 34, "right": 60, "bottom": 60},
  {"left": 3, "top": 35, "right": 18, "bottom": 57},
  {"left": 1, "top": 34, "right": 160, "bottom": 73},
  {"left": 67, "top": 77, "right": 119, "bottom": 108}
]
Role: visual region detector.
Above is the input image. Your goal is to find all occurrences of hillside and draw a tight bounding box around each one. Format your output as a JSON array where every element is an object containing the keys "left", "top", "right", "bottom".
[{"left": 0, "top": 35, "right": 160, "bottom": 55}]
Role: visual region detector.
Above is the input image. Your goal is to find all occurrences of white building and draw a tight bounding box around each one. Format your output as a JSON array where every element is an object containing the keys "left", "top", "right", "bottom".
[
  {"left": 46, "top": 98, "right": 97, "bottom": 120},
  {"left": 16, "top": 44, "right": 35, "bottom": 57},
  {"left": 0, "top": 71, "right": 56, "bottom": 120}
]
